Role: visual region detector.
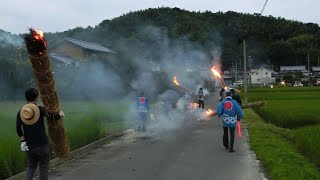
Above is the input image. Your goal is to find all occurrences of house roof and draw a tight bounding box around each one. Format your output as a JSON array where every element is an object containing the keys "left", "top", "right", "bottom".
[
  {"left": 50, "top": 38, "right": 115, "bottom": 54},
  {"left": 280, "top": 66, "right": 305, "bottom": 71},
  {"left": 251, "top": 67, "right": 273, "bottom": 72},
  {"left": 49, "top": 53, "right": 79, "bottom": 65},
  {"left": 312, "top": 66, "right": 320, "bottom": 71}
]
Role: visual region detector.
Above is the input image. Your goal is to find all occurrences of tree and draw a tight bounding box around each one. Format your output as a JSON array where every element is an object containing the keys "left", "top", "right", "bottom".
[{"left": 267, "top": 41, "right": 296, "bottom": 66}]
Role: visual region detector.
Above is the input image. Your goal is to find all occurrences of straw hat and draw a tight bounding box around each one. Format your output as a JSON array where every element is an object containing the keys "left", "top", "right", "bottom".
[{"left": 20, "top": 103, "right": 40, "bottom": 125}]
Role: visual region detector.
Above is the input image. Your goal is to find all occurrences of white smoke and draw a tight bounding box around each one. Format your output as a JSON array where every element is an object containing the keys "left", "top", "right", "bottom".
[
  {"left": 0, "top": 31, "right": 23, "bottom": 47},
  {"left": 119, "top": 26, "right": 222, "bottom": 136}
]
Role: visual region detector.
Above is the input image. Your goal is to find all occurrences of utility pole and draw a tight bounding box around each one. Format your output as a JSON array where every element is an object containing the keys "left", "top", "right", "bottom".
[
  {"left": 235, "top": 61, "right": 238, "bottom": 88},
  {"left": 307, "top": 53, "right": 310, "bottom": 77},
  {"left": 243, "top": 40, "right": 248, "bottom": 104}
]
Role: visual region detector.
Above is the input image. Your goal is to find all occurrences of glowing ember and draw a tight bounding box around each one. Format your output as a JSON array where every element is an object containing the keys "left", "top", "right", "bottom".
[
  {"left": 173, "top": 76, "right": 180, "bottom": 86},
  {"left": 211, "top": 66, "right": 221, "bottom": 78}
]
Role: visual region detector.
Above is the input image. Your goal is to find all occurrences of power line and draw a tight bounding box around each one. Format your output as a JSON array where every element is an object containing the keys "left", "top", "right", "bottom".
[{"left": 260, "top": 0, "right": 269, "bottom": 15}]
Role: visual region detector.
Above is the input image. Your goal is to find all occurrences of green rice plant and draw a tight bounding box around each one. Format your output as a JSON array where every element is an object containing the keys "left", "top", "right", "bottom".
[
  {"left": 294, "top": 125, "right": 320, "bottom": 169},
  {"left": 254, "top": 99, "right": 320, "bottom": 128},
  {"left": 245, "top": 109, "right": 320, "bottom": 180},
  {"left": 0, "top": 101, "right": 129, "bottom": 179}
]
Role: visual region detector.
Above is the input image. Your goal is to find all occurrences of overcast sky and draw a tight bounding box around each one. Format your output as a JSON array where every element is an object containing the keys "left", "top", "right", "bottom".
[{"left": 0, "top": 0, "right": 318, "bottom": 34}]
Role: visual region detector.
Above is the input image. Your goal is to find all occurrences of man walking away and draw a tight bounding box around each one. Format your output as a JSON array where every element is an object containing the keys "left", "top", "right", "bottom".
[
  {"left": 16, "top": 88, "right": 64, "bottom": 180},
  {"left": 216, "top": 90, "right": 243, "bottom": 152},
  {"left": 136, "top": 91, "right": 150, "bottom": 132}
]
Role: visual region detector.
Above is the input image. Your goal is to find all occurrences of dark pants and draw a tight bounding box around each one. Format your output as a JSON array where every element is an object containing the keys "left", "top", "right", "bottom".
[
  {"left": 198, "top": 100, "right": 204, "bottom": 109},
  {"left": 137, "top": 113, "right": 147, "bottom": 132},
  {"left": 223, "top": 127, "right": 235, "bottom": 150},
  {"left": 25, "top": 145, "right": 50, "bottom": 180}
]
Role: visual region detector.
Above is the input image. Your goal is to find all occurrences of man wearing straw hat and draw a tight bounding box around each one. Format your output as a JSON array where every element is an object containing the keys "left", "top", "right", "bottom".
[{"left": 16, "top": 88, "right": 65, "bottom": 180}]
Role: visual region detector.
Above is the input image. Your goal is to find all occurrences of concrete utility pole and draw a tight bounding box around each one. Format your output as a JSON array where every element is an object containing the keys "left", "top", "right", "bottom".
[{"left": 243, "top": 40, "right": 248, "bottom": 104}]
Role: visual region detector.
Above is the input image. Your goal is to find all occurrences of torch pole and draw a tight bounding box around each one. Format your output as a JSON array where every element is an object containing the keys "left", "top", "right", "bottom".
[{"left": 24, "top": 29, "right": 69, "bottom": 158}]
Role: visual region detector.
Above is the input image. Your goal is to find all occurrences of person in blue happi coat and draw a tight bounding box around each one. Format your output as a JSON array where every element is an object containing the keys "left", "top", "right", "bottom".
[
  {"left": 136, "top": 91, "right": 150, "bottom": 132},
  {"left": 216, "top": 90, "right": 243, "bottom": 152}
]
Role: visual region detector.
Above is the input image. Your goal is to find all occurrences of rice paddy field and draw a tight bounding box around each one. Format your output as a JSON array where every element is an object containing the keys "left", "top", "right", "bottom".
[
  {"left": 248, "top": 86, "right": 320, "bottom": 128},
  {"left": 0, "top": 101, "right": 132, "bottom": 180},
  {"left": 243, "top": 86, "right": 320, "bottom": 179}
]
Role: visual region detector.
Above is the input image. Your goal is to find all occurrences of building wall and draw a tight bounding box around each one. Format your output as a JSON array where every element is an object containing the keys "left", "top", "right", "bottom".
[
  {"left": 50, "top": 42, "right": 84, "bottom": 61},
  {"left": 251, "top": 68, "right": 274, "bottom": 84}
]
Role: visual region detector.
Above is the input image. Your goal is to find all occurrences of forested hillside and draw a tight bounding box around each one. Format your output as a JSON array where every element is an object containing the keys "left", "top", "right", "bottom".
[{"left": 1, "top": 7, "right": 319, "bottom": 98}]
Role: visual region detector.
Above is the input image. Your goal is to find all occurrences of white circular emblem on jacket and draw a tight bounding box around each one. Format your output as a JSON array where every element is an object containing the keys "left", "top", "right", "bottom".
[
  {"left": 222, "top": 116, "right": 236, "bottom": 124},
  {"left": 138, "top": 106, "right": 147, "bottom": 112}
]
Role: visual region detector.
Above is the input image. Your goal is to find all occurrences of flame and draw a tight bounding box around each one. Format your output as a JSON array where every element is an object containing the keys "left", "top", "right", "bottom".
[
  {"left": 173, "top": 77, "right": 180, "bottom": 86},
  {"left": 32, "top": 29, "right": 44, "bottom": 41},
  {"left": 206, "top": 109, "right": 213, "bottom": 114},
  {"left": 211, "top": 66, "right": 221, "bottom": 79}
]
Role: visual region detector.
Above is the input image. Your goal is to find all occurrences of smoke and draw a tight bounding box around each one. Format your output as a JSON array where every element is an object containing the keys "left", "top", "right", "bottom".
[
  {"left": 54, "top": 60, "right": 125, "bottom": 100},
  {"left": 0, "top": 30, "right": 23, "bottom": 47},
  {"left": 0, "top": 24, "right": 222, "bottom": 137},
  {"left": 111, "top": 26, "right": 222, "bottom": 136}
]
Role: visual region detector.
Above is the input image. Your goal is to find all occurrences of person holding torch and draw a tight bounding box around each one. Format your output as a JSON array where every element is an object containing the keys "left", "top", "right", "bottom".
[
  {"left": 16, "top": 88, "right": 65, "bottom": 180},
  {"left": 216, "top": 90, "right": 243, "bottom": 153}
]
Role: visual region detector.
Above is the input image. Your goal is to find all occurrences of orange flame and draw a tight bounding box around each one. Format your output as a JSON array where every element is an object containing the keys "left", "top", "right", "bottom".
[
  {"left": 32, "top": 29, "right": 46, "bottom": 54},
  {"left": 33, "top": 29, "right": 44, "bottom": 40},
  {"left": 206, "top": 109, "right": 213, "bottom": 114},
  {"left": 211, "top": 66, "right": 221, "bottom": 79},
  {"left": 173, "top": 77, "right": 180, "bottom": 86}
]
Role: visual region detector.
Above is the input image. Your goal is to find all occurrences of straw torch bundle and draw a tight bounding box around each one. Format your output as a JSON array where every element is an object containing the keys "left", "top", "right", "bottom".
[{"left": 24, "top": 28, "right": 69, "bottom": 158}]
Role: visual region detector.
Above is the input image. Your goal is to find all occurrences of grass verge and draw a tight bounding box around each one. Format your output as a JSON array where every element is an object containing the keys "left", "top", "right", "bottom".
[
  {"left": 244, "top": 109, "right": 320, "bottom": 180},
  {"left": 294, "top": 125, "right": 320, "bottom": 170}
]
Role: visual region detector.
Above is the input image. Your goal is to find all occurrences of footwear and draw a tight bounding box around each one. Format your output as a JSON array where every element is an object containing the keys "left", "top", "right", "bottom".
[
  {"left": 229, "top": 149, "right": 235, "bottom": 153},
  {"left": 224, "top": 145, "right": 229, "bottom": 150}
]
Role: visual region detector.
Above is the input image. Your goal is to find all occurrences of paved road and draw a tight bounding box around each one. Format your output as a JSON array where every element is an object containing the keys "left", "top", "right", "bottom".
[{"left": 49, "top": 92, "right": 262, "bottom": 180}]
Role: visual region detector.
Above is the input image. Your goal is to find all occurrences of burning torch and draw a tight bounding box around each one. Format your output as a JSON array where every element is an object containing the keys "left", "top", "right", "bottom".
[
  {"left": 211, "top": 67, "right": 226, "bottom": 89},
  {"left": 173, "top": 77, "right": 195, "bottom": 96},
  {"left": 24, "top": 28, "right": 69, "bottom": 158}
]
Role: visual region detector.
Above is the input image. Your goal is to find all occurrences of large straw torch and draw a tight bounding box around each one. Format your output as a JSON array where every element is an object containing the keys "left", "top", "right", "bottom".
[{"left": 24, "top": 28, "right": 69, "bottom": 158}]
